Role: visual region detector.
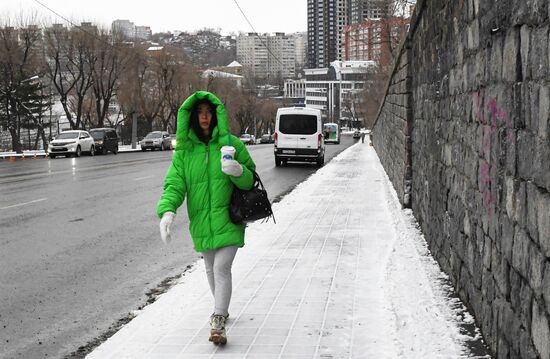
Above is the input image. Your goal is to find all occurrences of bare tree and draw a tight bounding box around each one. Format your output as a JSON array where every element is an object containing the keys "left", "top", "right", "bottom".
[
  {"left": 89, "top": 29, "right": 129, "bottom": 128},
  {"left": 43, "top": 23, "right": 96, "bottom": 130},
  {"left": 0, "top": 15, "right": 49, "bottom": 152}
]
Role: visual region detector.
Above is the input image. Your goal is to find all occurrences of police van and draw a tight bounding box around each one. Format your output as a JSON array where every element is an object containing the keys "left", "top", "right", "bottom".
[{"left": 274, "top": 107, "right": 325, "bottom": 167}]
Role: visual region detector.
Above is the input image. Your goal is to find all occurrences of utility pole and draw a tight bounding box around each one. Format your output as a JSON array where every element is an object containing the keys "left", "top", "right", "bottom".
[{"left": 131, "top": 111, "right": 137, "bottom": 149}]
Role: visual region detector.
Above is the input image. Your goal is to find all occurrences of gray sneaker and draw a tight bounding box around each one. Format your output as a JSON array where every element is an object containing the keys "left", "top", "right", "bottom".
[{"left": 209, "top": 314, "right": 227, "bottom": 345}]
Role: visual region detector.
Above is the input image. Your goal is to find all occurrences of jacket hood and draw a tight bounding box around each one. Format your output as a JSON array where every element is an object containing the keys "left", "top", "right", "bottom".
[{"left": 175, "top": 91, "right": 231, "bottom": 150}]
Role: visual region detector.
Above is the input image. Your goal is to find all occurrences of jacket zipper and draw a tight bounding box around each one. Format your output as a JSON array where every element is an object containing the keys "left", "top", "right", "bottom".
[{"left": 206, "top": 144, "right": 213, "bottom": 244}]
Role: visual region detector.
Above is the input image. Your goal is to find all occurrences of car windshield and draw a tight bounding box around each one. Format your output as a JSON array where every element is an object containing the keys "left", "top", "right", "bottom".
[
  {"left": 89, "top": 131, "right": 104, "bottom": 140},
  {"left": 240, "top": 134, "right": 251, "bottom": 138},
  {"left": 279, "top": 114, "right": 317, "bottom": 135},
  {"left": 262, "top": 135, "right": 270, "bottom": 139},
  {"left": 145, "top": 133, "right": 162, "bottom": 139},
  {"left": 55, "top": 132, "right": 79, "bottom": 139}
]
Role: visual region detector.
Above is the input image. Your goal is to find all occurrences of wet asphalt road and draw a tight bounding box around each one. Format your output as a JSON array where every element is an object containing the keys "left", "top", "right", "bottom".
[{"left": 0, "top": 135, "right": 356, "bottom": 358}]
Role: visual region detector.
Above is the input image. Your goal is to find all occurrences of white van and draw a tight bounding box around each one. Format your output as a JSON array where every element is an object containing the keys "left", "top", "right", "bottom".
[{"left": 274, "top": 107, "right": 325, "bottom": 167}]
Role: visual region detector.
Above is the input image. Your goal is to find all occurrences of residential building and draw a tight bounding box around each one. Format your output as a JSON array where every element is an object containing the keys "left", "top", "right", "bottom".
[
  {"left": 342, "top": 16, "right": 409, "bottom": 67},
  {"left": 237, "top": 32, "right": 295, "bottom": 80},
  {"left": 111, "top": 20, "right": 152, "bottom": 41},
  {"left": 350, "top": 0, "right": 390, "bottom": 23},
  {"left": 292, "top": 32, "right": 307, "bottom": 73},
  {"left": 307, "top": 0, "right": 350, "bottom": 69},
  {"left": 135, "top": 26, "right": 152, "bottom": 41},
  {"left": 303, "top": 60, "right": 376, "bottom": 124},
  {"left": 111, "top": 20, "right": 135, "bottom": 39}
]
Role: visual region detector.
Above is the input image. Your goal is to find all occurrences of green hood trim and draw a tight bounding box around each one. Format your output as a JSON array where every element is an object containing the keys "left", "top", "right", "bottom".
[{"left": 175, "top": 91, "right": 232, "bottom": 151}]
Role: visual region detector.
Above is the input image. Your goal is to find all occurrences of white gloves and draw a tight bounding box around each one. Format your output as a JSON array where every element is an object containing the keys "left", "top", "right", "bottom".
[
  {"left": 221, "top": 159, "right": 243, "bottom": 177},
  {"left": 159, "top": 212, "right": 175, "bottom": 244}
]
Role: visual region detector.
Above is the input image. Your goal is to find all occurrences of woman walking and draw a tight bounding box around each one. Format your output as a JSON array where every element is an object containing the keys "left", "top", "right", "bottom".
[{"left": 156, "top": 91, "right": 256, "bottom": 344}]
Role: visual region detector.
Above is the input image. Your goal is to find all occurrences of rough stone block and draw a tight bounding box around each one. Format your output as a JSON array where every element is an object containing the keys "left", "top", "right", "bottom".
[
  {"left": 515, "top": 181, "right": 527, "bottom": 226},
  {"left": 500, "top": 216, "right": 515, "bottom": 261},
  {"left": 531, "top": 299, "right": 550, "bottom": 359},
  {"left": 481, "top": 236, "right": 492, "bottom": 271},
  {"left": 543, "top": 262, "right": 550, "bottom": 316},
  {"left": 534, "top": 138, "right": 550, "bottom": 191},
  {"left": 503, "top": 28, "right": 520, "bottom": 82},
  {"left": 539, "top": 85, "right": 550, "bottom": 139},
  {"left": 526, "top": 182, "right": 540, "bottom": 243},
  {"left": 510, "top": 267, "right": 522, "bottom": 310},
  {"left": 520, "top": 327, "right": 539, "bottom": 359},
  {"left": 512, "top": 227, "right": 531, "bottom": 279},
  {"left": 531, "top": 27, "right": 549, "bottom": 80},
  {"left": 505, "top": 129, "right": 517, "bottom": 177},
  {"left": 528, "top": 243, "right": 545, "bottom": 296},
  {"left": 520, "top": 25, "right": 531, "bottom": 80},
  {"left": 517, "top": 130, "right": 536, "bottom": 181},
  {"left": 493, "top": 248, "right": 511, "bottom": 297},
  {"left": 536, "top": 191, "right": 550, "bottom": 257},
  {"left": 500, "top": 299, "right": 520, "bottom": 351},
  {"left": 504, "top": 177, "right": 514, "bottom": 219}
]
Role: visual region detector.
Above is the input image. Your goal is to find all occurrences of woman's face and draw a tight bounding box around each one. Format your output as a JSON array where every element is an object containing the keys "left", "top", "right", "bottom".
[{"left": 197, "top": 103, "right": 213, "bottom": 135}]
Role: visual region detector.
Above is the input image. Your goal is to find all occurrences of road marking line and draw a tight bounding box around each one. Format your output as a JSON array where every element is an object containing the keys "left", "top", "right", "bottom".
[
  {"left": 133, "top": 175, "right": 153, "bottom": 181},
  {"left": 0, "top": 198, "right": 48, "bottom": 210}
]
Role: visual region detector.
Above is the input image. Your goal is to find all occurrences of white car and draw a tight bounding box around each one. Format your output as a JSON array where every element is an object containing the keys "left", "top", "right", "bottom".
[
  {"left": 239, "top": 134, "right": 256, "bottom": 145},
  {"left": 48, "top": 130, "right": 95, "bottom": 158}
]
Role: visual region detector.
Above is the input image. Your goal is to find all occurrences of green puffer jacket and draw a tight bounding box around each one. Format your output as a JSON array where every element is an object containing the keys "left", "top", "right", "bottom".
[{"left": 156, "top": 91, "right": 256, "bottom": 252}]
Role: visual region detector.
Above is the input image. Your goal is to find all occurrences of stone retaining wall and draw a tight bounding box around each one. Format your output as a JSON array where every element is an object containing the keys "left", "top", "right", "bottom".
[{"left": 372, "top": 1, "right": 550, "bottom": 357}]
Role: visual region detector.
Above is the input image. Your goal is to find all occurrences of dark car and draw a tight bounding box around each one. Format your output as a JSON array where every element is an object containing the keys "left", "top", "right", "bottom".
[
  {"left": 89, "top": 128, "right": 119, "bottom": 155},
  {"left": 259, "top": 134, "right": 274, "bottom": 144}
]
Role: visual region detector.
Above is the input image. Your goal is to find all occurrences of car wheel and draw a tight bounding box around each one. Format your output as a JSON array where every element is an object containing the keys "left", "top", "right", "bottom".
[
  {"left": 49, "top": 154, "right": 56, "bottom": 159},
  {"left": 113, "top": 146, "right": 118, "bottom": 155},
  {"left": 316, "top": 156, "right": 324, "bottom": 168},
  {"left": 160, "top": 143, "right": 165, "bottom": 151},
  {"left": 89, "top": 146, "right": 95, "bottom": 156},
  {"left": 75, "top": 146, "right": 81, "bottom": 157},
  {"left": 275, "top": 157, "right": 282, "bottom": 167},
  {"left": 141, "top": 147, "right": 146, "bottom": 151}
]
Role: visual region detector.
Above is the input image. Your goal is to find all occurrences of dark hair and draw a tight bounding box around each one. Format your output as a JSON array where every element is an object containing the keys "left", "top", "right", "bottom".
[{"left": 190, "top": 100, "right": 218, "bottom": 143}]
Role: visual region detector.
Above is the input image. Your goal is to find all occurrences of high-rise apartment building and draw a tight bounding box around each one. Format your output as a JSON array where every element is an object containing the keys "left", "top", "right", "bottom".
[
  {"left": 236, "top": 33, "right": 295, "bottom": 80},
  {"left": 292, "top": 32, "right": 307, "bottom": 72},
  {"left": 307, "top": 0, "right": 350, "bottom": 69},
  {"left": 111, "top": 20, "right": 151, "bottom": 41},
  {"left": 350, "top": 0, "right": 390, "bottom": 23}
]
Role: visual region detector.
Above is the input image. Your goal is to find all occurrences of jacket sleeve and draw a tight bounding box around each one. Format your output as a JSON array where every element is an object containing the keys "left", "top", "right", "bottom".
[
  {"left": 156, "top": 151, "right": 187, "bottom": 218},
  {"left": 231, "top": 137, "right": 256, "bottom": 190}
]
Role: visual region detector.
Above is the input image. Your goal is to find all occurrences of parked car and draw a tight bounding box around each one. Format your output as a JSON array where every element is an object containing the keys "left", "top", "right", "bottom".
[
  {"left": 89, "top": 127, "right": 119, "bottom": 155},
  {"left": 274, "top": 106, "right": 325, "bottom": 167},
  {"left": 239, "top": 133, "right": 256, "bottom": 145},
  {"left": 141, "top": 131, "right": 171, "bottom": 151},
  {"left": 353, "top": 130, "right": 361, "bottom": 139},
  {"left": 259, "top": 134, "right": 274, "bottom": 144},
  {"left": 48, "top": 130, "right": 95, "bottom": 158},
  {"left": 169, "top": 134, "right": 177, "bottom": 150}
]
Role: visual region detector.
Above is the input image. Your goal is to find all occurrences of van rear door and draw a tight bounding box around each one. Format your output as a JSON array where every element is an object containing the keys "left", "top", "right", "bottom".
[{"left": 278, "top": 113, "right": 318, "bottom": 150}]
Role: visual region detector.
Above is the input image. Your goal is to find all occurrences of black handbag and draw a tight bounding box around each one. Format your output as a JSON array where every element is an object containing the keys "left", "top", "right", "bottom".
[{"left": 229, "top": 171, "right": 276, "bottom": 224}]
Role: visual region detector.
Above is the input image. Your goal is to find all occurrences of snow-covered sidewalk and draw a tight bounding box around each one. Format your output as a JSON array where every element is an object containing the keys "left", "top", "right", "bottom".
[{"left": 87, "top": 142, "right": 486, "bottom": 359}]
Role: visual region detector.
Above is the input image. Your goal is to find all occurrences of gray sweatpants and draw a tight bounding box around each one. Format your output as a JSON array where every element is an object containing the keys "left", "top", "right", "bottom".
[{"left": 202, "top": 246, "right": 238, "bottom": 317}]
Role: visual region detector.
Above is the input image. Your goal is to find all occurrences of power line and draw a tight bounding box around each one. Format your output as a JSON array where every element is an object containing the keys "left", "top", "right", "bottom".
[{"left": 230, "top": 0, "right": 285, "bottom": 68}]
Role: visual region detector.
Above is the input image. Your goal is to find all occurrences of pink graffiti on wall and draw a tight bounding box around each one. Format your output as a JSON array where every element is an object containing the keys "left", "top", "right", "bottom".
[{"left": 472, "top": 90, "right": 514, "bottom": 219}]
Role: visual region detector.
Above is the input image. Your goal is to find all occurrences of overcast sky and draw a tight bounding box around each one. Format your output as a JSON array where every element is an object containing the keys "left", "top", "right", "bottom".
[{"left": 1, "top": 0, "right": 307, "bottom": 35}]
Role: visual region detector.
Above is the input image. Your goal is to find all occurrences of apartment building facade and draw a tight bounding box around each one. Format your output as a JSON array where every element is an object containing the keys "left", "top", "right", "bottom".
[{"left": 236, "top": 32, "right": 296, "bottom": 80}]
